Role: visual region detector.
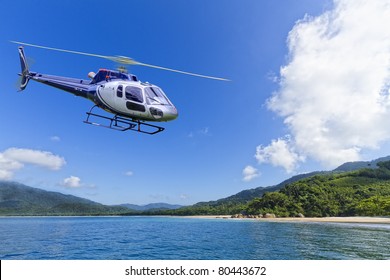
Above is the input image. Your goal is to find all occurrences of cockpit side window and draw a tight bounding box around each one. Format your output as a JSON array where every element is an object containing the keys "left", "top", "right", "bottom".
[
  {"left": 125, "top": 86, "right": 143, "bottom": 103},
  {"left": 117, "top": 85, "right": 123, "bottom": 98}
]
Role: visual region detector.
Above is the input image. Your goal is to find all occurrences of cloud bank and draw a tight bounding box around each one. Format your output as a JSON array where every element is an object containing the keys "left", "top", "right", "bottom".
[
  {"left": 0, "top": 148, "right": 66, "bottom": 180},
  {"left": 258, "top": 0, "right": 390, "bottom": 172}
]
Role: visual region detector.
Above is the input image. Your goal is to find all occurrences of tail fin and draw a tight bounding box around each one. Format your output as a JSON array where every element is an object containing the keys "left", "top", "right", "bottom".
[{"left": 18, "top": 46, "right": 30, "bottom": 91}]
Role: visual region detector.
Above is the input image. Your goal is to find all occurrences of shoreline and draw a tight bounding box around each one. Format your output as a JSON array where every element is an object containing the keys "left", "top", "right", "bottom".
[
  {"left": 184, "top": 215, "right": 390, "bottom": 224},
  {"left": 1, "top": 215, "right": 389, "bottom": 224}
]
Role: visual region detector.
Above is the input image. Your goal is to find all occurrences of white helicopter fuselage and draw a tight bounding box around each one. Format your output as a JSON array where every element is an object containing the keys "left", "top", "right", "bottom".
[{"left": 96, "top": 80, "right": 178, "bottom": 122}]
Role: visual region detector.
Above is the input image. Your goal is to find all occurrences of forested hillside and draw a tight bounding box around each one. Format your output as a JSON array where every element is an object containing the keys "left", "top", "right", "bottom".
[
  {"left": 245, "top": 161, "right": 390, "bottom": 217},
  {"left": 150, "top": 161, "right": 390, "bottom": 217},
  {"left": 0, "top": 181, "right": 130, "bottom": 216},
  {"left": 2, "top": 158, "right": 390, "bottom": 217}
]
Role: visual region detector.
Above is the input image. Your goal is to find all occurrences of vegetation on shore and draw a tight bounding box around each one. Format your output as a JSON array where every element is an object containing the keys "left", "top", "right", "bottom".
[
  {"left": 245, "top": 162, "right": 390, "bottom": 217},
  {"left": 146, "top": 161, "right": 390, "bottom": 217}
]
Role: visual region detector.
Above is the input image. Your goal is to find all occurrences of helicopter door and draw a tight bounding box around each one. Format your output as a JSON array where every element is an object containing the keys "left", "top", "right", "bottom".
[{"left": 124, "top": 86, "right": 146, "bottom": 112}]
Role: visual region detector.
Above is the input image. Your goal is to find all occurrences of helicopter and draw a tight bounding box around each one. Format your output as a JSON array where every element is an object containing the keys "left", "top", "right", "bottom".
[{"left": 12, "top": 41, "right": 229, "bottom": 134}]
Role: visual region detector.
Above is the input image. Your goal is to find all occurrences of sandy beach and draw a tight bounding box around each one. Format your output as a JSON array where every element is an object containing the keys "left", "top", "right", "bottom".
[{"left": 185, "top": 215, "right": 390, "bottom": 224}]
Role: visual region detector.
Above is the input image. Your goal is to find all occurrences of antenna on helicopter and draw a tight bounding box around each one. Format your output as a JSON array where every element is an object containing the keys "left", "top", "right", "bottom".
[{"left": 10, "top": 41, "right": 230, "bottom": 81}]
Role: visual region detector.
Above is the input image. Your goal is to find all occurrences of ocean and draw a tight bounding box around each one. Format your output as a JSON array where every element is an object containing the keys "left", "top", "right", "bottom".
[{"left": 0, "top": 216, "right": 389, "bottom": 260}]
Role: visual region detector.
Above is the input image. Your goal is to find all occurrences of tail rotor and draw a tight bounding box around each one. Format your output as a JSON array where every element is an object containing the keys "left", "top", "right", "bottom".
[{"left": 17, "top": 46, "right": 30, "bottom": 91}]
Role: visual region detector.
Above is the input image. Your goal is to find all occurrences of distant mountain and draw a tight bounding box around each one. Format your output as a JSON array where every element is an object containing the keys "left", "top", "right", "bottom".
[
  {"left": 119, "top": 203, "right": 183, "bottom": 211},
  {"left": 0, "top": 181, "right": 130, "bottom": 216},
  {"left": 2, "top": 156, "right": 390, "bottom": 216},
  {"left": 0, "top": 180, "right": 182, "bottom": 216},
  {"left": 193, "top": 171, "right": 325, "bottom": 208},
  {"left": 333, "top": 156, "right": 390, "bottom": 172}
]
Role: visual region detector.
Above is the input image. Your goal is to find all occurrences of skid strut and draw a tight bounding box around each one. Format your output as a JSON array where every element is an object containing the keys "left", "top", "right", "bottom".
[{"left": 84, "top": 106, "right": 165, "bottom": 135}]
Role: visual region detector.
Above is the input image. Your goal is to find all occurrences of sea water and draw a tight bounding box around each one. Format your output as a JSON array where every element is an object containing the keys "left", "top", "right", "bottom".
[{"left": 0, "top": 216, "right": 389, "bottom": 260}]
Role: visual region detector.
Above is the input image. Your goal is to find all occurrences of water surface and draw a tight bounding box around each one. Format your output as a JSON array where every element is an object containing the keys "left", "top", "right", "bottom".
[{"left": 0, "top": 216, "right": 389, "bottom": 259}]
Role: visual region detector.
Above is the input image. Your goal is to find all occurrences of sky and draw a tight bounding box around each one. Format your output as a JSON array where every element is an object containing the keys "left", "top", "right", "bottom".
[{"left": 1, "top": 0, "right": 390, "bottom": 206}]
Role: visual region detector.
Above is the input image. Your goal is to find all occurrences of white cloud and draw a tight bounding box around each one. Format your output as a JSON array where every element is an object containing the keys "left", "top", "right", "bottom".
[
  {"left": 50, "top": 136, "right": 61, "bottom": 142},
  {"left": 3, "top": 148, "right": 65, "bottom": 170},
  {"left": 125, "top": 171, "right": 134, "bottom": 176},
  {"left": 0, "top": 154, "right": 22, "bottom": 180},
  {"left": 62, "top": 176, "right": 81, "bottom": 188},
  {"left": 261, "top": 0, "right": 390, "bottom": 171},
  {"left": 0, "top": 148, "right": 66, "bottom": 179},
  {"left": 255, "top": 137, "right": 304, "bottom": 173},
  {"left": 242, "top": 165, "right": 260, "bottom": 182}
]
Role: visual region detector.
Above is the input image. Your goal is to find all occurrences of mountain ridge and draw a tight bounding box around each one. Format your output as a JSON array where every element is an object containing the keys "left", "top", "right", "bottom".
[
  {"left": 1, "top": 156, "right": 390, "bottom": 216},
  {"left": 184, "top": 156, "right": 390, "bottom": 213},
  {"left": 333, "top": 155, "right": 390, "bottom": 172},
  {"left": 0, "top": 181, "right": 130, "bottom": 216}
]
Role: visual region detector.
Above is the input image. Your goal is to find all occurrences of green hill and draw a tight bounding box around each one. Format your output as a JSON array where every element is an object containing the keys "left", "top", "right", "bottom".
[
  {"left": 151, "top": 159, "right": 390, "bottom": 216},
  {"left": 188, "top": 157, "right": 390, "bottom": 214},
  {"left": 2, "top": 156, "right": 390, "bottom": 217},
  {"left": 333, "top": 156, "right": 390, "bottom": 172},
  {"left": 246, "top": 161, "right": 390, "bottom": 217},
  {"left": 0, "top": 181, "right": 130, "bottom": 216},
  {"left": 166, "top": 172, "right": 325, "bottom": 215}
]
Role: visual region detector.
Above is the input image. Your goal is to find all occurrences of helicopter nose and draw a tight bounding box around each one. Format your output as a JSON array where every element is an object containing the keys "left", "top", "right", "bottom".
[{"left": 165, "top": 106, "right": 178, "bottom": 121}]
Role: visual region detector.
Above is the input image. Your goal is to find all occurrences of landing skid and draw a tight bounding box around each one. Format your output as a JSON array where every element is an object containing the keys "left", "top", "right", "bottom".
[{"left": 83, "top": 106, "right": 165, "bottom": 135}]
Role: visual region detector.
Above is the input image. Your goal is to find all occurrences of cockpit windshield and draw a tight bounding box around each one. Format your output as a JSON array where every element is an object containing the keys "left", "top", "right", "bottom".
[{"left": 145, "top": 87, "right": 172, "bottom": 106}]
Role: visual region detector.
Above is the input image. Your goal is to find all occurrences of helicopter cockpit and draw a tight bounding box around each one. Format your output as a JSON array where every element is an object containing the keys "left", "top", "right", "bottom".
[
  {"left": 144, "top": 86, "right": 173, "bottom": 106},
  {"left": 91, "top": 69, "right": 138, "bottom": 84}
]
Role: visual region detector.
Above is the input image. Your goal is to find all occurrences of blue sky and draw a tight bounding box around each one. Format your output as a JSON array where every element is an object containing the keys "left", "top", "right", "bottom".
[{"left": 1, "top": 0, "right": 390, "bottom": 206}]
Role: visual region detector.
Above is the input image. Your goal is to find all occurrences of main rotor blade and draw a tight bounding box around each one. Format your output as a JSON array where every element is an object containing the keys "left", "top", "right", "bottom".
[
  {"left": 11, "top": 41, "right": 230, "bottom": 81},
  {"left": 107, "top": 56, "right": 230, "bottom": 81},
  {"left": 11, "top": 41, "right": 140, "bottom": 65},
  {"left": 10, "top": 40, "right": 110, "bottom": 60},
  {"left": 134, "top": 61, "right": 231, "bottom": 81}
]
